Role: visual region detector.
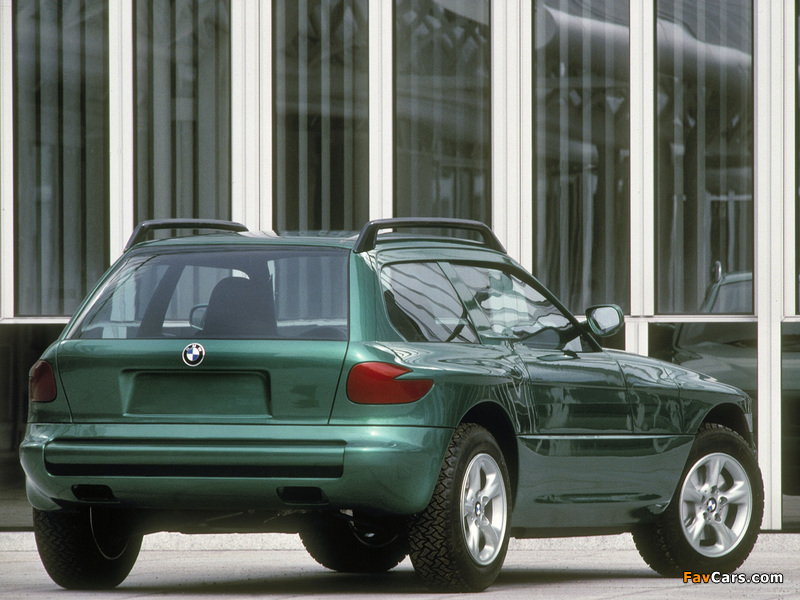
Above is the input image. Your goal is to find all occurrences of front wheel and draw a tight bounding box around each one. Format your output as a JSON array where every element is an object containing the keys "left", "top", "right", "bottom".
[
  {"left": 408, "top": 423, "right": 511, "bottom": 591},
  {"left": 633, "top": 423, "right": 764, "bottom": 577},
  {"left": 33, "top": 508, "right": 142, "bottom": 590}
]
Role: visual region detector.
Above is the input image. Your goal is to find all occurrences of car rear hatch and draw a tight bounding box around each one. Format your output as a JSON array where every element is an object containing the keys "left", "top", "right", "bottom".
[{"left": 56, "top": 244, "right": 350, "bottom": 425}]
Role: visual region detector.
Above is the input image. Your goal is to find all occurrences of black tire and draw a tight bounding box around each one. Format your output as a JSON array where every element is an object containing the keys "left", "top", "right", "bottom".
[
  {"left": 33, "top": 508, "right": 142, "bottom": 590},
  {"left": 408, "top": 423, "right": 511, "bottom": 591},
  {"left": 300, "top": 512, "right": 408, "bottom": 573},
  {"left": 633, "top": 423, "right": 764, "bottom": 577}
]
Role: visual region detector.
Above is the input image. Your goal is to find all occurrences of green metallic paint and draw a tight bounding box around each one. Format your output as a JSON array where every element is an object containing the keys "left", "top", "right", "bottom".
[
  {"left": 20, "top": 422, "right": 451, "bottom": 515},
  {"left": 56, "top": 339, "right": 348, "bottom": 424}
]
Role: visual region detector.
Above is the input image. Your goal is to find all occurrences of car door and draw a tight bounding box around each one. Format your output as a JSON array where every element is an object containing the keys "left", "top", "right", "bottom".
[{"left": 449, "top": 264, "right": 676, "bottom": 529}]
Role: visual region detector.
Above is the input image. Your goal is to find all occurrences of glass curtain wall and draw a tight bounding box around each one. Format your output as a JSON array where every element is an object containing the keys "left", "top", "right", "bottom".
[
  {"left": 134, "top": 0, "right": 231, "bottom": 222},
  {"left": 273, "top": 0, "right": 369, "bottom": 232},
  {"left": 531, "top": 0, "right": 630, "bottom": 315},
  {"left": 13, "top": 0, "right": 110, "bottom": 316},
  {"left": 394, "top": 0, "right": 491, "bottom": 223},
  {"left": 655, "top": 0, "right": 754, "bottom": 315}
]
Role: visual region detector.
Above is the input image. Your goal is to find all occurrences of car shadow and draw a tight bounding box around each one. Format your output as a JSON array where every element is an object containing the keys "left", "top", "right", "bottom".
[{"left": 116, "top": 566, "right": 660, "bottom": 596}]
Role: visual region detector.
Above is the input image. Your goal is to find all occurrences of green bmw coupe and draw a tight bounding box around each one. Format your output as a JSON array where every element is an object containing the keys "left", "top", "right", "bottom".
[{"left": 21, "top": 218, "right": 763, "bottom": 591}]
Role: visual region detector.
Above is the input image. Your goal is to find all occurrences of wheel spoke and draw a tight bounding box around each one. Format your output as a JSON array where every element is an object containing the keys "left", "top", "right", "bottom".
[
  {"left": 479, "top": 518, "right": 500, "bottom": 551},
  {"left": 682, "top": 484, "right": 704, "bottom": 505},
  {"left": 722, "top": 481, "right": 750, "bottom": 506},
  {"left": 686, "top": 516, "right": 707, "bottom": 544},
  {"left": 465, "top": 520, "right": 481, "bottom": 557},
  {"left": 705, "top": 456, "right": 724, "bottom": 489},
  {"left": 709, "top": 519, "right": 737, "bottom": 551},
  {"left": 482, "top": 472, "right": 502, "bottom": 503}
]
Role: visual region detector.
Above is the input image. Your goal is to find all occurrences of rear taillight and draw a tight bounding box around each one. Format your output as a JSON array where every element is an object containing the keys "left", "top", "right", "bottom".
[
  {"left": 29, "top": 361, "right": 57, "bottom": 403},
  {"left": 347, "top": 362, "right": 433, "bottom": 405}
]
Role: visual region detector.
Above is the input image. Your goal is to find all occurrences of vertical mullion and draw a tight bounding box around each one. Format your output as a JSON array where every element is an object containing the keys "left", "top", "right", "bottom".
[
  {"left": 784, "top": 0, "right": 796, "bottom": 316},
  {"left": 260, "top": 0, "right": 272, "bottom": 231},
  {"left": 369, "top": 0, "right": 392, "bottom": 219},
  {"left": 232, "top": 0, "right": 264, "bottom": 231},
  {"left": 0, "top": 0, "right": 14, "bottom": 319},
  {"left": 519, "top": 0, "right": 533, "bottom": 272},
  {"left": 108, "top": 0, "right": 134, "bottom": 258},
  {"left": 491, "top": 0, "right": 521, "bottom": 260},
  {"left": 629, "top": 0, "right": 655, "bottom": 355},
  {"left": 755, "top": 0, "right": 785, "bottom": 532}
]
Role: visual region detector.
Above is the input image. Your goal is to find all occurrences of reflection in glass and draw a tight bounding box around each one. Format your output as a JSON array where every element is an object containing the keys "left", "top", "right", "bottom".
[
  {"left": 273, "top": 0, "right": 369, "bottom": 231},
  {"left": 13, "top": 0, "right": 110, "bottom": 316},
  {"left": 380, "top": 263, "right": 478, "bottom": 343},
  {"left": 655, "top": 0, "right": 754, "bottom": 314},
  {"left": 134, "top": 0, "right": 231, "bottom": 222},
  {"left": 532, "top": 0, "right": 630, "bottom": 315},
  {"left": 394, "top": 0, "right": 491, "bottom": 222},
  {"left": 649, "top": 321, "right": 756, "bottom": 394},
  {"left": 782, "top": 323, "right": 800, "bottom": 527}
]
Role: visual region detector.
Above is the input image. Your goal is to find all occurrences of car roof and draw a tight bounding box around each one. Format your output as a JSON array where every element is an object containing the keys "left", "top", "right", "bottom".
[{"left": 125, "top": 218, "right": 511, "bottom": 262}]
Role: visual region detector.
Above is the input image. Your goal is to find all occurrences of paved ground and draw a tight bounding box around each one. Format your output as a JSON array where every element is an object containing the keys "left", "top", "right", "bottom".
[{"left": 1, "top": 531, "right": 798, "bottom": 599}]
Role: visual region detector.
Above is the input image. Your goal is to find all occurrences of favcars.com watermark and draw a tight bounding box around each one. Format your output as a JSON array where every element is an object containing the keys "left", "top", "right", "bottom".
[{"left": 684, "top": 571, "right": 784, "bottom": 584}]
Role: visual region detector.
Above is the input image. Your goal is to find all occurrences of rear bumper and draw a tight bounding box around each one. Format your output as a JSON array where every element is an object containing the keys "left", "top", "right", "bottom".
[{"left": 20, "top": 423, "right": 452, "bottom": 516}]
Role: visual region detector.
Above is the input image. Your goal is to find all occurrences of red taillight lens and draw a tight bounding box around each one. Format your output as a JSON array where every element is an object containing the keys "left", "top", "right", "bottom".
[
  {"left": 29, "top": 361, "right": 57, "bottom": 403},
  {"left": 347, "top": 362, "right": 433, "bottom": 405}
]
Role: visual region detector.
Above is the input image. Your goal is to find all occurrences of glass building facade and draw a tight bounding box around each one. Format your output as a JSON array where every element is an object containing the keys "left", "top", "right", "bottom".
[{"left": 0, "top": 0, "right": 797, "bottom": 531}]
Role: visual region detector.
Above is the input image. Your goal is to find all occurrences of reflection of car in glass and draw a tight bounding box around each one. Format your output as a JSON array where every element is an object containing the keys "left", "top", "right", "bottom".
[
  {"left": 22, "top": 218, "right": 762, "bottom": 591},
  {"left": 653, "top": 271, "right": 799, "bottom": 495}
]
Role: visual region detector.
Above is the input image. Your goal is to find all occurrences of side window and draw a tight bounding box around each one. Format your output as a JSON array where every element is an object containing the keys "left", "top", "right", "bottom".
[
  {"left": 380, "top": 262, "right": 479, "bottom": 343},
  {"left": 452, "top": 265, "right": 581, "bottom": 351}
]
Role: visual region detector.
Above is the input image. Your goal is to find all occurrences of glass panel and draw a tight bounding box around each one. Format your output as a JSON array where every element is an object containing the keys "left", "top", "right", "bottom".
[
  {"left": 532, "top": 0, "right": 630, "bottom": 315},
  {"left": 71, "top": 248, "right": 349, "bottom": 340},
  {"left": 380, "top": 263, "right": 478, "bottom": 343},
  {"left": 273, "top": 0, "right": 369, "bottom": 231},
  {"left": 13, "top": 0, "right": 110, "bottom": 316},
  {"left": 394, "top": 0, "right": 491, "bottom": 222},
  {"left": 134, "top": 0, "right": 231, "bottom": 222},
  {"left": 782, "top": 323, "right": 800, "bottom": 528},
  {"left": 655, "top": 0, "right": 754, "bottom": 314}
]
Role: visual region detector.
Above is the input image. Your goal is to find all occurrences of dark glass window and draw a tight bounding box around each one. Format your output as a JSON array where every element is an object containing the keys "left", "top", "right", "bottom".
[
  {"left": 70, "top": 248, "right": 349, "bottom": 340},
  {"left": 452, "top": 264, "right": 579, "bottom": 351},
  {"left": 134, "top": 0, "right": 231, "bottom": 222},
  {"left": 380, "top": 263, "right": 478, "bottom": 343},
  {"left": 394, "top": 0, "right": 491, "bottom": 222},
  {"left": 655, "top": 0, "right": 754, "bottom": 314},
  {"left": 782, "top": 323, "right": 800, "bottom": 528},
  {"left": 532, "top": 0, "right": 630, "bottom": 314},
  {"left": 13, "top": 0, "right": 110, "bottom": 316},
  {"left": 273, "top": 0, "right": 369, "bottom": 231}
]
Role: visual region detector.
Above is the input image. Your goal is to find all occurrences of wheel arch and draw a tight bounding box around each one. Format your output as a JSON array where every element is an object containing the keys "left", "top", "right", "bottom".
[
  {"left": 701, "top": 402, "right": 753, "bottom": 448},
  {"left": 459, "top": 402, "right": 519, "bottom": 501}
]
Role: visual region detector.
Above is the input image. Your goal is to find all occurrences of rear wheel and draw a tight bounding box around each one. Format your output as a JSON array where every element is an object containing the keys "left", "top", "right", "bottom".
[
  {"left": 633, "top": 423, "right": 763, "bottom": 577},
  {"left": 408, "top": 423, "right": 511, "bottom": 591},
  {"left": 300, "top": 512, "right": 408, "bottom": 573},
  {"left": 33, "top": 507, "right": 142, "bottom": 590}
]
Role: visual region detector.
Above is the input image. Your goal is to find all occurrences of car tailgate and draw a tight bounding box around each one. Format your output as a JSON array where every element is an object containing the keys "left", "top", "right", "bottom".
[{"left": 56, "top": 338, "right": 348, "bottom": 424}]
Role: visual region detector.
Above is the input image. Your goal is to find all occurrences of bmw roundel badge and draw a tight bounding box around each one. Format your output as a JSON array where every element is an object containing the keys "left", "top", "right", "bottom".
[{"left": 182, "top": 343, "right": 205, "bottom": 367}]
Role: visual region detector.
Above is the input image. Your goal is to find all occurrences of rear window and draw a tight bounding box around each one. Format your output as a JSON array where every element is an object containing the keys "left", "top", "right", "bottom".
[{"left": 68, "top": 247, "right": 349, "bottom": 340}]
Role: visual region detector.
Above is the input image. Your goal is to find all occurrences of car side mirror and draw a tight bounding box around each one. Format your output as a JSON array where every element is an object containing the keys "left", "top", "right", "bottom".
[
  {"left": 189, "top": 304, "right": 208, "bottom": 330},
  {"left": 585, "top": 304, "right": 624, "bottom": 338}
]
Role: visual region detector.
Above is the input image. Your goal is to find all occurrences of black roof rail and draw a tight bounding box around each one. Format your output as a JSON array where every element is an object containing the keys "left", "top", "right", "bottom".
[
  {"left": 124, "top": 219, "right": 249, "bottom": 251},
  {"left": 353, "top": 218, "right": 506, "bottom": 254}
]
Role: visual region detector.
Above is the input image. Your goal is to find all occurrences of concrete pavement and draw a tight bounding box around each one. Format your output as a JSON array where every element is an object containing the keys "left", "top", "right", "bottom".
[{"left": 1, "top": 531, "right": 798, "bottom": 599}]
